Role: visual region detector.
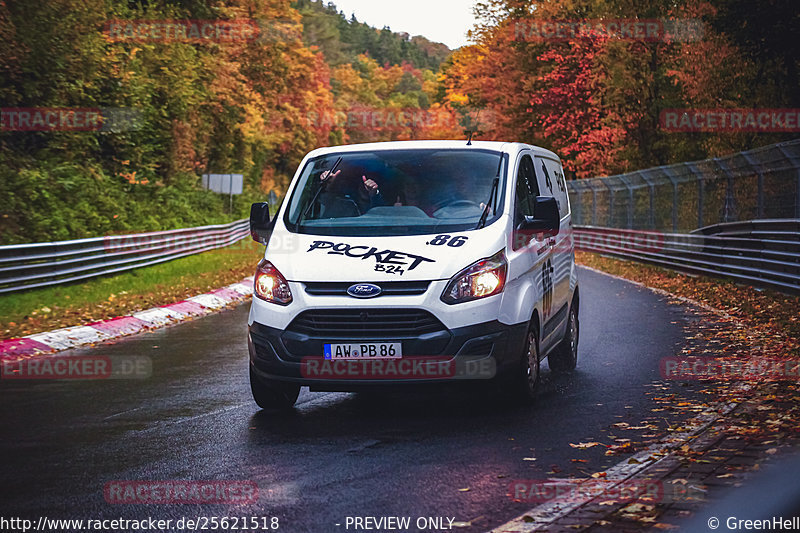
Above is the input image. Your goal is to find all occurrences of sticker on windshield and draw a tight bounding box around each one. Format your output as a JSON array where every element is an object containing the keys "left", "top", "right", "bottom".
[{"left": 307, "top": 241, "right": 435, "bottom": 276}]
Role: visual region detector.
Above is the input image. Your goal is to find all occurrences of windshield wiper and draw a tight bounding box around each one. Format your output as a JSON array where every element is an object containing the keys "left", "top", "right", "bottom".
[
  {"left": 476, "top": 153, "right": 504, "bottom": 229},
  {"left": 299, "top": 156, "right": 342, "bottom": 223}
]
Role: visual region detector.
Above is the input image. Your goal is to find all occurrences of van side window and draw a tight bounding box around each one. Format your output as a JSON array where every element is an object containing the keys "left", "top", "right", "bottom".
[
  {"left": 540, "top": 160, "right": 554, "bottom": 193},
  {"left": 536, "top": 156, "right": 570, "bottom": 218},
  {"left": 515, "top": 154, "right": 538, "bottom": 217}
]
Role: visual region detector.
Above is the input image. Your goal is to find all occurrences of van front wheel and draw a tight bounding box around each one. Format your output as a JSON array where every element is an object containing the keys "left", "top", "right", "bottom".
[
  {"left": 549, "top": 304, "right": 579, "bottom": 372},
  {"left": 513, "top": 323, "right": 540, "bottom": 401},
  {"left": 249, "top": 367, "right": 300, "bottom": 410}
]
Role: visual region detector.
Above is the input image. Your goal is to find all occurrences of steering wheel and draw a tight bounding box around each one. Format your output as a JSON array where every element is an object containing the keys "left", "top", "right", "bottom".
[
  {"left": 431, "top": 199, "right": 480, "bottom": 212},
  {"left": 445, "top": 200, "right": 480, "bottom": 209}
]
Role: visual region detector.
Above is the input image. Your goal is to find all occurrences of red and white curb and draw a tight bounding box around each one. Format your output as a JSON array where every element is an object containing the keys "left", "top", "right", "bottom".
[{"left": 0, "top": 277, "right": 254, "bottom": 362}]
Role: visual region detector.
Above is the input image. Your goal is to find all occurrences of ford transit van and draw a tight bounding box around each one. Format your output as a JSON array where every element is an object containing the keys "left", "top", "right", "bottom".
[{"left": 247, "top": 141, "right": 579, "bottom": 409}]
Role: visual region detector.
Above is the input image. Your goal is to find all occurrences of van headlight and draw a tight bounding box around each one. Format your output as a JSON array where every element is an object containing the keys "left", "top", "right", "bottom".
[
  {"left": 254, "top": 259, "right": 293, "bottom": 305},
  {"left": 441, "top": 250, "right": 507, "bottom": 305}
]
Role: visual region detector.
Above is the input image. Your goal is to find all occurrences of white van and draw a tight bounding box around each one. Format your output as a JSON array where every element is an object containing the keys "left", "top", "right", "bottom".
[{"left": 247, "top": 141, "right": 579, "bottom": 409}]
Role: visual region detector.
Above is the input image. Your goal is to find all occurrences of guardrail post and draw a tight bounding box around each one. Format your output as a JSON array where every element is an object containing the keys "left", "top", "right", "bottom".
[
  {"left": 574, "top": 186, "right": 583, "bottom": 226},
  {"left": 686, "top": 163, "right": 703, "bottom": 228},
  {"left": 715, "top": 158, "right": 737, "bottom": 223},
  {"left": 662, "top": 166, "right": 679, "bottom": 232},
  {"left": 619, "top": 175, "right": 634, "bottom": 229},
  {"left": 740, "top": 151, "right": 765, "bottom": 218},
  {"left": 638, "top": 171, "right": 655, "bottom": 230},
  {"left": 606, "top": 181, "right": 615, "bottom": 227}
]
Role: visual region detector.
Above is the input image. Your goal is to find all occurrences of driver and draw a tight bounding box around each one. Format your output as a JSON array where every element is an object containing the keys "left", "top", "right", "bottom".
[
  {"left": 317, "top": 165, "right": 386, "bottom": 217},
  {"left": 424, "top": 173, "right": 485, "bottom": 216}
]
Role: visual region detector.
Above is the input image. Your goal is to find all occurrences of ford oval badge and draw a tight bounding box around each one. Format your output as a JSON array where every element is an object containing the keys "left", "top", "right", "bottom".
[{"left": 347, "top": 283, "right": 382, "bottom": 299}]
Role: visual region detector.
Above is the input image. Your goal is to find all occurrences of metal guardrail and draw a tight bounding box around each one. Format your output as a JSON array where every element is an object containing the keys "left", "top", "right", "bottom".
[
  {"left": 0, "top": 219, "right": 249, "bottom": 294},
  {"left": 574, "top": 220, "right": 800, "bottom": 295}
]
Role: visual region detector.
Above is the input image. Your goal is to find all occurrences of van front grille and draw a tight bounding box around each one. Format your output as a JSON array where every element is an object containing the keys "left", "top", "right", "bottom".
[
  {"left": 303, "top": 281, "right": 430, "bottom": 297},
  {"left": 286, "top": 309, "right": 446, "bottom": 338}
]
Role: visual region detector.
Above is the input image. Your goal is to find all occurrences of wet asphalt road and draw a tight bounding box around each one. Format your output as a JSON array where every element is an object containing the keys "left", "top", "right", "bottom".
[{"left": 0, "top": 267, "right": 700, "bottom": 532}]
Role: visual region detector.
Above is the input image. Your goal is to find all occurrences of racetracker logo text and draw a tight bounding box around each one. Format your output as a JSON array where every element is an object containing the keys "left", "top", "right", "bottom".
[
  {"left": 104, "top": 19, "right": 259, "bottom": 43},
  {"left": 301, "top": 357, "right": 496, "bottom": 380},
  {"left": 510, "top": 479, "right": 705, "bottom": 504},
  {"left": 103, "top": 480, "right": 259, "bottom": 504},
  {"left": 1, "top": 356, "right": 152, "bottom": 380}
]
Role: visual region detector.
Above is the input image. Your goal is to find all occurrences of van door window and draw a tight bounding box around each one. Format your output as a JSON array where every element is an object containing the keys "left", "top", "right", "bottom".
[
  {"left": 515, "top": 154, "right": 538, "bottom": 218},
  {"left": 513, "top": 154, "right": 539, "bottom": 250},
  {"left": 536, "top": 156, "right": 569, "bottom": 218}
]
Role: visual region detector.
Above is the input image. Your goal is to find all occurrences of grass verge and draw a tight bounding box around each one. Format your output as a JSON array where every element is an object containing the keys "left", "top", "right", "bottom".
[{"left": 1, "top": 239, "right": 264, "bottom": 340}]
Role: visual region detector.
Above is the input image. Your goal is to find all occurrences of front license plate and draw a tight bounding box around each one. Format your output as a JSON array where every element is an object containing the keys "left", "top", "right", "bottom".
[{"left": 324, "top": 343, "right": 402, "bottom": 360}]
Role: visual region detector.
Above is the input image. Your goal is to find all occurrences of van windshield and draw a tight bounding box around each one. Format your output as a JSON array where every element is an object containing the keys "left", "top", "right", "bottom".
[{"left": 284, "top": 149, "right": 507, "bottom": 237}]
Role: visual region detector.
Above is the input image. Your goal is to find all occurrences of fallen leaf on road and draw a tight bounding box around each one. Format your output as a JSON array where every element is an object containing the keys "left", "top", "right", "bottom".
[
  {"left": 620, "top": 503, "right": 654, "bottom": 513},
  {"left": 605, "top": 442, "right": 633, "bottom": 455},
  {"left": 569, "top": 442, "right": 602, "bottom": 449}
]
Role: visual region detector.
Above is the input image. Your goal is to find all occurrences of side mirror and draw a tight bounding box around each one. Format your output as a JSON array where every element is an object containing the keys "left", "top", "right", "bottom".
[
  {"left": 250, "top": 202, "right": 271, "bottom": 245},
  {"left": 520, "top": 196, "right": 560, "bottom": 236}
]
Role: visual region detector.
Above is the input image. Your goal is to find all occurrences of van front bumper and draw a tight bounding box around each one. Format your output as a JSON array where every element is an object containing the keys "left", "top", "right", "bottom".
[{"left": 248, "top": 317, "right": 528, "bottom": 389}]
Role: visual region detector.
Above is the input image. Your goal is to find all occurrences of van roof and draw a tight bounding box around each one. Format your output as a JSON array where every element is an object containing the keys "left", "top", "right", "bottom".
[{"left": 305, "top": 140, "right": 560, "bottom": 161}]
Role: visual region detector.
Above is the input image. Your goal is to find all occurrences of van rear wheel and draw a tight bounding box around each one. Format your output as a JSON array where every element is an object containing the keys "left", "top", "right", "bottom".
[
  {"left": 548, "top": 304, "right": 578, "bottom": 372},
  {"left": 249, "top": 366, "right": 300, "bottom": 410}
]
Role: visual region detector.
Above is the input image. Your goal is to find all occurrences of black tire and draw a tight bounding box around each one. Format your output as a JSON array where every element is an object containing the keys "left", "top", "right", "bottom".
[
  {"left": 249, "top": 366, "right": 300, "bottom": 410},
  {"left": 548, "top": 303, "right": 579, "bottom": 372},
  {"left": 513, "top": 320, "right": 541, "bottom": 401}
]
